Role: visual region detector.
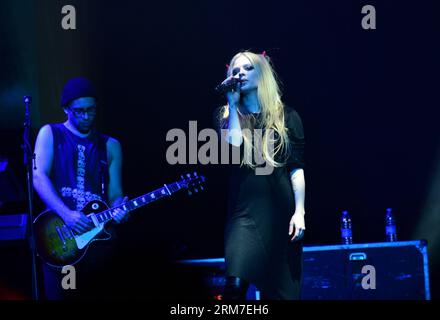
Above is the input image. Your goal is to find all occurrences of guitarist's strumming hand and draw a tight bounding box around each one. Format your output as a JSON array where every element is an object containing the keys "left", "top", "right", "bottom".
[
  {"left": 63, "top": 210, "right": 94, "bottom": 234},
  {"left": 112, "top": 196, "right": 130, "bottom": 224}
]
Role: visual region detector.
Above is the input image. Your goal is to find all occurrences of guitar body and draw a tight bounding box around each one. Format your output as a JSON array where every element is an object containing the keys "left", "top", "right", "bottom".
[
  {"left": 33, "top": 200, "right": 111, "bottom": 268},
  {"left": 33, "top": 173, "right": 206, "bottom": 267}
]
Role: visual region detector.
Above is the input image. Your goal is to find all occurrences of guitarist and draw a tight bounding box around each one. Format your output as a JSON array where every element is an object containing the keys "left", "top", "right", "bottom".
[{"left": 33, "top": 77, "right": 130, "bottom": 299}]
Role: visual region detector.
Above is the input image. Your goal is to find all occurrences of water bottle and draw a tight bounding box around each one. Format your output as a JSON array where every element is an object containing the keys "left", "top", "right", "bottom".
[
  {"left": 385, "top": 208, "right": 397, "bottom": 241},
  {"left": 341, "top": 210, "right": 353, "bottom": 244}
]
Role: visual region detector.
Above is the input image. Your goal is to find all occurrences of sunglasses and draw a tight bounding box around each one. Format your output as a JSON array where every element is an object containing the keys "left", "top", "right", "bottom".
[{"left": 69, "top": 106, "right": 97, "bottom": 117}]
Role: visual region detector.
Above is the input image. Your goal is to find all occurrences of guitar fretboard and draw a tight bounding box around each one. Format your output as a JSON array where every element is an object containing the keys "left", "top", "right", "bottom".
[{"left": 93, "top": 182, "right": 183, "bottom": 224}]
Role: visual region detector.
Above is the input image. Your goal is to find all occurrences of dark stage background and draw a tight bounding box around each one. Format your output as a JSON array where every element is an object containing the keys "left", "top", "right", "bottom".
[{"left": 0, "top": 0, "right": 439, "bottom": 299}]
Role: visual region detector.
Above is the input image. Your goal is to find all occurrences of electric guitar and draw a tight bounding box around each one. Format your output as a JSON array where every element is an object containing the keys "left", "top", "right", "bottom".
[{"left": 33, "top": 172, "right": 205, "bottom": 268}]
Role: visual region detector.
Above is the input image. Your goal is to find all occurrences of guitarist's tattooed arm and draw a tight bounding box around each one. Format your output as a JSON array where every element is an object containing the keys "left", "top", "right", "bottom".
[{"left": 33, "top": 124, "right": 94, "bottom": 234}]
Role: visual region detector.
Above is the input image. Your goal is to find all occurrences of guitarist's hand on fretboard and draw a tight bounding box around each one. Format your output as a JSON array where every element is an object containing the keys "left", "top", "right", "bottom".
[{"left": 112, "top": 196, "right": 130, "bottom": 224}]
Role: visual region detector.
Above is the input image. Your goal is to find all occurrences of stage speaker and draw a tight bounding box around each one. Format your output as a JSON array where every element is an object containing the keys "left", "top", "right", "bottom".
[
  {"left": 177, "top": 240, "right": 430, "bottom": 300},
  {"left": 301, "top": 240, "right": 430, "bottom": 300}
]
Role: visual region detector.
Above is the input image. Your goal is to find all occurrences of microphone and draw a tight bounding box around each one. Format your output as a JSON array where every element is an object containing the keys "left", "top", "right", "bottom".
[
  {"left": 215, "top": 78, "right": 242, "bottom": 94},
  {"left": 23, "top": 95, "right": 32, "bottom": 128},
  {"left": 23, "top": 96, "right": 32, "bottom": 104}
]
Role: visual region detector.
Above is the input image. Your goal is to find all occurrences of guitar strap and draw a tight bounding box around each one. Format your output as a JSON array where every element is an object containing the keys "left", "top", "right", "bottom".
[
  {"left": 97, "top": 133, "right": 109, "bottom": 200},
  {"left": 97, "top": 133, "right": 117, "bottom": 238}
]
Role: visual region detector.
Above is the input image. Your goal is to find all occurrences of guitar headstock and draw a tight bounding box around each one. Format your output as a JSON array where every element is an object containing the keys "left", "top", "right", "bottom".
[{"left": 179, "top": 172, "right": 206, "bottom": 196}]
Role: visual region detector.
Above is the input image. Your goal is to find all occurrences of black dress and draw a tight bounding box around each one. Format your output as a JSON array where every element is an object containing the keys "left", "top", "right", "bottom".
[{"left": 221, "top": 106, "right": 305, "bottom": 299}]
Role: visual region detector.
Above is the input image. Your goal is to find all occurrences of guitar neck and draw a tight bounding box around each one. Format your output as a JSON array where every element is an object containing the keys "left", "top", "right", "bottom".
[{"left": 93, "top": 182, "right": 183, "bottom": 224}]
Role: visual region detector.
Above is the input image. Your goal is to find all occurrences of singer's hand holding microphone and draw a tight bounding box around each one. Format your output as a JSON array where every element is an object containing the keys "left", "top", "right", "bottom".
[{"left": 216, "top": 76, "right": 243, "bottom": 108}]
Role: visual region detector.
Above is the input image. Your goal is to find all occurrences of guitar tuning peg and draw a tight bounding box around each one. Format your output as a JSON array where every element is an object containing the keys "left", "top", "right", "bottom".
[
  {"left": 194, "top": 188, "right": 199, "bottom": 193},
  {"left": 200, "top": 186, "right": 204, "bottom": 191},
  {"left": 194, "top": 171, "right": 198, "bottom": 176},
  {"left": 187, "top": 173, "right": 191, "bottom": 178},
  {"left": 181, "top": 175, "right": 184, "bottom": 180},
  {"left": 188, "top": 190, "right": 193, "bottom": 196}
]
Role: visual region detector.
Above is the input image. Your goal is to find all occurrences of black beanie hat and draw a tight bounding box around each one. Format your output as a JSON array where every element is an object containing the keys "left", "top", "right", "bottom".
[{"left": 60, "top": 77, "right": 97, "bottom": 108}]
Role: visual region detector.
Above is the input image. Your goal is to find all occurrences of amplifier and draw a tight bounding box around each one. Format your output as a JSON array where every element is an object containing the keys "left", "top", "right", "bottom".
[
  {"left": 177, "top": 240, "right": 430, "bottom": 300},
  {"left": 0, "top": 214, "right": 28, "bottom": 241}
]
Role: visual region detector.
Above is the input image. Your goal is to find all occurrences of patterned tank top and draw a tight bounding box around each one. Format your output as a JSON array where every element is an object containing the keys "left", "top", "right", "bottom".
[{"left": 49, "top": 123, "right": 109, "bottom": 211}]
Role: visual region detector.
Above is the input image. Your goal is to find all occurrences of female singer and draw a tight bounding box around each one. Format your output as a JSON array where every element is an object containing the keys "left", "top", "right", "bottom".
[{"left": 215, "top": 51, "right": 306, "bottom": 299}]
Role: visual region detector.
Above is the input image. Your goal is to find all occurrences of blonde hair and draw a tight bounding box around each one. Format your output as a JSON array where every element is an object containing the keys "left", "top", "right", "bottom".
[{"left": 218, "top": 51, "right": 290, "bottom": 169}]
